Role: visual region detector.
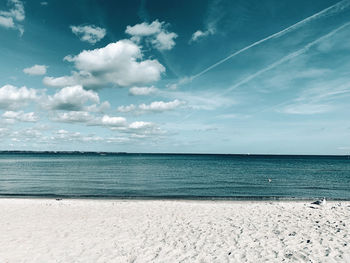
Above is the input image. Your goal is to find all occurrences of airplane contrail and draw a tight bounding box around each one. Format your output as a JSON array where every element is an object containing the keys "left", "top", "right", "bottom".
[
  {"left": 221, "top": 21, "right": 350, "bottom": 95},
  {"left": 189, "top": 0, "right": 350, "bottom": 81},
  {"left": 176, "top": 21, "right": 350, "bottom": 122}
]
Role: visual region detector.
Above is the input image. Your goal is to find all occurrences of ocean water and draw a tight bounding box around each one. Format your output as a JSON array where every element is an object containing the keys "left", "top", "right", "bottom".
[{"left": 0, "top": 153, "right": 349, "bottom": 200}]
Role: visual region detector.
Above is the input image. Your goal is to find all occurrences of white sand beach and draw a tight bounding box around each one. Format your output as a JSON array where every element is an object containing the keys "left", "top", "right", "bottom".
[{"left": 0, "top": 199, "right": 349, "bottom": 262}]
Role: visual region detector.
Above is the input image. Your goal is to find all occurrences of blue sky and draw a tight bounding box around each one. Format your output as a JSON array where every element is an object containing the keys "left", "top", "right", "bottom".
[{"left": 0, "top": 0, "right": 350, "bottom": 154}]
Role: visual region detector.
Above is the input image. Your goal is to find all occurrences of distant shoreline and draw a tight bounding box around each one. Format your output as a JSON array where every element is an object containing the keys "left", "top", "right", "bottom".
[{"left": 0, "top": 150, "right": 349, "bottom": 157}]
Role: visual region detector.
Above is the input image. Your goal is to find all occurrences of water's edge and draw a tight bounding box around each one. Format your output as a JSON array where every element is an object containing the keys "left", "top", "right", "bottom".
[{"left": 0, "top": 194, "right": 348, "bottom": 201}]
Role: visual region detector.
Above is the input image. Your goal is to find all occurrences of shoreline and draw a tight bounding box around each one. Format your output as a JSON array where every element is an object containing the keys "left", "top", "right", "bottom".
[{"left": 1, "top": 195, "right": 349, "bottom": 202}]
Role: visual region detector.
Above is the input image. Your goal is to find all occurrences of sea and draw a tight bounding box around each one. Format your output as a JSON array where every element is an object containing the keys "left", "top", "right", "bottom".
[{"left": 0, "top": 152, "right": 349, "bottom": 200}]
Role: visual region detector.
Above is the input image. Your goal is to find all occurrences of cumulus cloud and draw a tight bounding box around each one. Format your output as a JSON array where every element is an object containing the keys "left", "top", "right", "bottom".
[
  {"left": 43, "top": 40, "right": 165, "bottom": 89},
  {"left": 139, "top": 99, "right": 185, "bottom": 112},
  {"left": 100, "top": 115, "right": 127, "bottom": 127},
  {"left": 112, "top": 120, "right": 164, "bottom": 137},
  {"left": 0, "top": 85, "right": 38, "bottom": 110},
  {"left": 89, "top": 114, "right": 164, "bottom": 137},
  {"left": 47, "top": 85, "right": 100, "bottom": 111},
  {"left": 53, "top": 129, "right": 103, "bottom": 143},
  {"left": 117, "top": 104, "right": 136, "bottom": 113},
  {"left": 126, "top": 20, "right": 178, "bottom": 51},
  {"left": 190, "top": 28, "right": 215, "bottom": 43},
  {"left": 23, "top": 64, "right": 48, "bottom": 76},
  {"left": 129, "top": 86, "right": 157, "bottom": 96},
  {"left": 125, "top": 20, "right": 161, "bottom": 36},
  {"left": 117, "top": 99, "right": 185, "bottom": 114},
  {"left": 0, "top": 0, "right": 25, "bottom": 35},
  {"left": 151, "top": 31, "right": 177, "bottom": 50},
  {"left": 2, "top": 111, "right": 38, "bottom": 123},
  {"left": 53, "top": 111, "right": 95, "bottom": 123},
  {"left": 0, "top": 16, "right": 14, "bottom": 28},
  {"left": 70, "top": 25, "right": 106, "bottom": 44}
]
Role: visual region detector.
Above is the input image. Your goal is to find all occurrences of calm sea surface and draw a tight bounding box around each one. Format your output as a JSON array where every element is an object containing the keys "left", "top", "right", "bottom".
[{"left": 0, "top": 153, "right": 349, "bottom": 200}]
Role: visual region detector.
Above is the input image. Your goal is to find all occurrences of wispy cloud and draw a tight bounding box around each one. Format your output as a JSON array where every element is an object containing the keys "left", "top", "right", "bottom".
[
  {"left": 129, "top": 86, "right": 158, "bottom": 96},
  {"left": 189, "top": 0, "right": 224, "bottom": 43},
  {"left": 279, "top": 82, "right": 350, "bottom": 115},
  {"left": 23, "top": 65, "right": 48, "bottom": 76},
  {"left": 2, "top": 111, "right": 38, "bottom": 123},
  {"left": 189, "top": 0, "right": 350, "bottom": 81},
  {"left": 126, "top": 20, "right": 178, "bottom": 51},
  {"left": 223, "top": 21, "right": 350, "bottom": 94},
  {"left": 118, "top": 99, "right": 185, "bottom": 114},
  {"left": 0, "top": 0, "right": 25, "bottom": 35},
  {"left": 70, "top": 25, "right": 106, "bottom": 44}
]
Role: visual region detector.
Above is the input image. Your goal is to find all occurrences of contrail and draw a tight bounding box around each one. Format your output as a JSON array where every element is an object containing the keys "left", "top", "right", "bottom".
[
  {"left": 221, "top": 21, "right": 350, "bottom": 95},
  {"left": 189, "top": 0, "right": 350, "bottom": 81},
  {"left": 176, "top": 21, "right": 350, "bottom": 122}
]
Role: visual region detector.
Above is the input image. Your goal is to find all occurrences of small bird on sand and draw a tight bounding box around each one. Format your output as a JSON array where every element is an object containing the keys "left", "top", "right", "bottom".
[{"left": 312, "top": 197, "right": 326, "bottom": 206}]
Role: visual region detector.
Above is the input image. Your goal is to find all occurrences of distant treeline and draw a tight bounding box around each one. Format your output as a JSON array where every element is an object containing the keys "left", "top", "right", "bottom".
[
  {"left": 0, "top": 151, "right": 127, "bottom": 155},
  {"left": 0, "top": 151, "right": 348, "bottom": 158}
]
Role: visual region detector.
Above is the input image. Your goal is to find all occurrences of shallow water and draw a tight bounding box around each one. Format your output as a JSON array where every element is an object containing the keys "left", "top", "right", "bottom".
[{"left": 0, "top": 153, "right": 349, "bottom": 199}]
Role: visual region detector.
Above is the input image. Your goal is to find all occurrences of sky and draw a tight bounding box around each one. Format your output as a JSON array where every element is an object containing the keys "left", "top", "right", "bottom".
[{"left": 0, "top": 0, "right": 350, "bottom": 154}]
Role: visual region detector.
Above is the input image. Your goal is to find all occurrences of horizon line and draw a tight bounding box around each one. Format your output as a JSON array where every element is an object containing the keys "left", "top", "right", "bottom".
[{"left": 0, "top": 150, "right": 349, "bottom": 157}]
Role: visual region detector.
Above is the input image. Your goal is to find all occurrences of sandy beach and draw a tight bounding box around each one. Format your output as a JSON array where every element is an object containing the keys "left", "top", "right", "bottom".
[{"left": 0, "top": 199, "right": 349, "bottom": 262}]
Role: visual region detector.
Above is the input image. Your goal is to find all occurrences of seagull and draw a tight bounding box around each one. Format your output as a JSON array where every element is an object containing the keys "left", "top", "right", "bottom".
[
  {"left": 312, "top": 197, "right": 326, "bottom": 206},
  {"left": 268, "top": 178, "right": 272, "bottom": 183}
]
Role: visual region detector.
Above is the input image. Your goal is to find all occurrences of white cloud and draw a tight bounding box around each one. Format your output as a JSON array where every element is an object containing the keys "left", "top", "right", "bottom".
[
  {"left": 151, "top": 31, "right": 177, "bottom": 50},
  {"left": 117, "top": 99, "right": 185, "bottom": 114},
  {"left": 0, "top": 16, "right": 14, "bottom": 28},
  {"left": 166, "top": 83, "right": 178, "bottom": 90},
  {"left": 0, "top": 0, "right": 25, "bottom": 35},
  {"left": 101, "top": 115, "right": 127, "bottom": 127},
  {"left": 128, "top": 121, "right": 153, "bottom": 129},
  {"left": 160, "top": 90, "right": 234, "bottom": 110},
  {"left": 279, "top": 82, "right": 350, "bottom": 115},
  {"left": 43, "top": 40, "right": 165, "bottom": 89},
  {"left": 125, "top": 20, "right": 162, "bottom": 36},
  {"left": 52, "top": 130, "right": 103, "bottom": 143},
  {"left": 47, "top": 85, "right": 100, "bottom": 111},
  {"left": 129, "top": 86, "right": 157, "bottom": 96},
  {"left": 117, "top": 104, "right": 136, "bottom": 113},
  {"left": 114, "top": 120, "right": 164, "bottom": 137},
  {"left": 190, "top": 29, "right": 214, "bottom": 43},
  {"left": 139, "top": 99, "right": 185, "bottom": 112},
  {"left": 0, "top": 85, "right": 38, "bottom": 110},
  {"left": 53, "top": 111, "right": 94, "bottom": 123},
  {"left": 23, "top": 64, "right": 48, "bottom": 76},
  {"left": 126, "top": 20, "right": 178, "bottom": 51},
  {"left": 70, "top": 25, "right": 106, "bottom": 44},
  {"left": 2, "top": 111, "right": 38, "bottom": 122},
  {"left": 85, "top": 101, "right": 110, "bottom": 113},
  {"left": 93, "top": 115, "right": 164, "bottom": 138},
  {"left": 281, "top": 104, "right": 332, "bottom": 115},
  {"left": 43, "top": 74, "right": 77, "bottom": 87}
]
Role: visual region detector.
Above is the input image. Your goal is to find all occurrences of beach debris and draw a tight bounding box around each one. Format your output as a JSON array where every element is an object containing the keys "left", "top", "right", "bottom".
[
  {"left": 56, "top": 198, "right": 62, "bottom": 201},
  {"left": 311, "top": 197, "right": 326, "bottom": 206}
]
